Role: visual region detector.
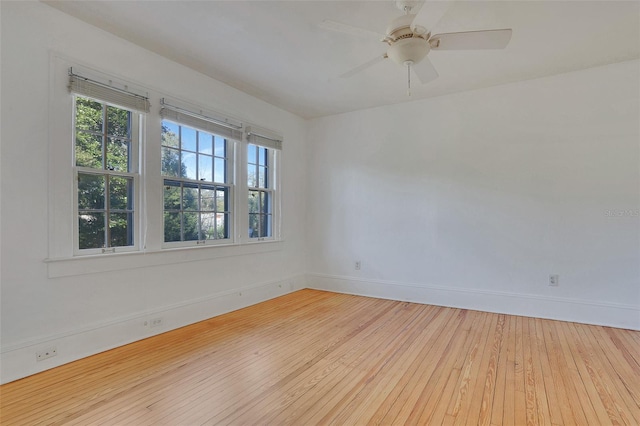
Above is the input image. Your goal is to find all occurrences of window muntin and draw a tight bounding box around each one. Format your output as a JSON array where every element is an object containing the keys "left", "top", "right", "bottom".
[
  {"left": 74, "top": 96, "right": 137, "bottom": 252},
  {"left": 248, "top": 144, "right": 274, "bottom": 239},
  {"left": 161, "top": 120, "right": 232, "bottom": 244},
  {"left": 163, "top": 180, "right": 229, "bottom": 243}
]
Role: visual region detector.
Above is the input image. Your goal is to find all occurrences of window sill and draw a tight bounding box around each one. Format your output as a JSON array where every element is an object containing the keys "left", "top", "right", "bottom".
[{"left": 45, "top": 240, "right": 284, "bottom": 278}]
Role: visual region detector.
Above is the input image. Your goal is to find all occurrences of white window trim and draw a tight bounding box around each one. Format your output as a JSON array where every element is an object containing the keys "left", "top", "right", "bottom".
[
  {"left": 243, "top": 144, "right": 281, "bottom": 242},
  {"left": 159, "top": 117, "right": 238, "bottom": 249},
  {"left": 71, "top": 95, "right": 143, "bottom": 256}
]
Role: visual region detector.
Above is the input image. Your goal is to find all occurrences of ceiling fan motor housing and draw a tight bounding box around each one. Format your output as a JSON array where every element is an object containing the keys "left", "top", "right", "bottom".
[
  {"left": 387, "top": 38, "right": 430, "bottom": 65},
  {"left": 385, "top": 14, "right": 430, "bottom": 65}
]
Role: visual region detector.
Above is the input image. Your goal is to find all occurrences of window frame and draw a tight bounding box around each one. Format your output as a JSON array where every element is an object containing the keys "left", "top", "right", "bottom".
[
  {"left": 72, "top": 94, "right": 142, "bottom": 256},
  {"left": 160, "top": 118, "right": 237, "bottom": 248},
  {"left": 246, "top": 143, "right": 279, "bottom": 241}
]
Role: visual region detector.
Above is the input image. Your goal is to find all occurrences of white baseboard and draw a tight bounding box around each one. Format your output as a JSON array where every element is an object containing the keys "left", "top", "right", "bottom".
[
  {"left": 307, "top": 273, "right": 640, "bottom": 331},
  {"left": 0, "top": 275, "right": 306, "bottom": 384}
]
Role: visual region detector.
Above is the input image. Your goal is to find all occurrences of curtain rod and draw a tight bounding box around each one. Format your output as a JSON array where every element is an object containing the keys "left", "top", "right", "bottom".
[
  {"left": 69, "top": 68, "right": 149, "bottom": 101},
  {"left": 160, "top": 98, "right": 243, "bottom": 130},
  {"left": 248, "top": 131, "right": 282, "bottom": 143}
]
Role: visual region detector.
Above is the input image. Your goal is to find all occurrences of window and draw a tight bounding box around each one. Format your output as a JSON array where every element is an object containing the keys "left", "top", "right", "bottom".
[
  {"left": 247, "top": 144, "right": 273, "bottom": 238},
  {"left": 73, "top": 96, "right": 139, "bottom": 253},
  {"left": 246, "top": 127, "right": 282, "bottom": 241},
  {"left": 161, "top": 120, "right": 232, "bottom": 244}
]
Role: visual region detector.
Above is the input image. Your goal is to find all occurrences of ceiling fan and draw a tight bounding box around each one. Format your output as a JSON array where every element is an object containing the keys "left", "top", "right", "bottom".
[{"left": 320, "top": 0, "right": 512, "bottom": 94}]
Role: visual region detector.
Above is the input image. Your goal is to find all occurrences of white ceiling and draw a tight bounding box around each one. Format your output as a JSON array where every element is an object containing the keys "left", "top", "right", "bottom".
[{"left": 45, "top": 1, "right": 639, "bottom": 119}]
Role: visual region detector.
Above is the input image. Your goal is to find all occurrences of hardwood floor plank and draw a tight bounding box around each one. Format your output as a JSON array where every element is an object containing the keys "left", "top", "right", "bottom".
[
  {"left": 531, "top": 318, "right": 555, "bottom": 425},
  {"left": 457, "top": 312, "right": 499, "bottom": 426},
  {"left": 1, "top": 290, "right": 638, "bottom": 426},
  {"left": 539, "top": 318, "right": 579, "bottom": 426},
  {"left": 514, "top": 315, "right": 528, "bottom": 425},
  {"left": 446, "top": 311, "right": 493, "bottom": 424},
  {"left": 383, "top": 309, "right": 472, "bottom": 424},
  {"left": 291, "top": 303, "right": 428, "bottom": 426},
  {"left": 567, "top": 322, "right": 624, "bottom": 424},
  {"left": 571, "top": 323, "right": 629, "bottom": 425},
  {"left": 367, "top": 307, "right": 460, "bottom": 425},
  {"left": 588, "top": 326, "right": 640, "bottom": 421},
  {"left": 498, "top": 315, "right": 516, "bottom": 426},
  {"left": 334, "top": 307, "right": 456, "bottom": 425},
  {"left": 483, "top": 314, "right": 506, "bottom": 426}
]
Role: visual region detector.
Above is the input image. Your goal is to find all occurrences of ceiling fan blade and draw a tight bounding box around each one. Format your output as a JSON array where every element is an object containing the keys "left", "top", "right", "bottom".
[
  {"left": 413, "top": 56, "right": 439, "bottom": 84},
  {"left": 410, "top": 0, "right": 454, "bottom": 34},
  {"left": 318, "top": 20, "right": 385, "bottom": 41},
  {"left": 340, "top": 55, "right": 386, "bottom": 79},
  {"left": 430, "top": 29, "right": 512, "bottom": 50}
]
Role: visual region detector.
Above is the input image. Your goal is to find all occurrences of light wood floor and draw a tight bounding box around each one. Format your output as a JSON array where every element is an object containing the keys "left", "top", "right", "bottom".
[{"left": 1, "top": 289, "right": 639, "bottom": 425}]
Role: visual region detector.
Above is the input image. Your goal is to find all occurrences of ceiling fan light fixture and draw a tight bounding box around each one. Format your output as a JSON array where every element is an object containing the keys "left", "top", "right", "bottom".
[{"left": 387, "top": 37, "right": 430, "bottom": 66}]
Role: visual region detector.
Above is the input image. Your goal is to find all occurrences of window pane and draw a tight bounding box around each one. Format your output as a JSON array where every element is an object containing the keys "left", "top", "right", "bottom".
[
  {"left": 75, "top": 97, "right": 103, "bottom": 133},
  {"left": 217, "top": 213, "right": 228, "bottom": 239},
  {"left": 79, "top": 212, "right": 105, "bottom": 249},
  {"left": 162, "top": 122, "right": 180, "bottom": 148},
  {"left": 201, "top": 212, "right": 216, "bottom": 240},
  {"left": 161, "top": 147, "right": 181, "bottom": 177},
  {"left": 200, "top": 187, "right": 215, "bottom": 211},
  {"left": 106, "top": 106, "right": 130, "bottom": 138},
  {"left": 109, "top": 212, "right": 133, "bottom": 247},
  {"left": 247, "top": 164, "right": 257, "bottom": 188},
  {"left": 110, "top": 176, "right": 133, "bottom": 210},
  {"left": 214, "top": 157, "right": 225, "bottom": 183},
  {"left": 249, "top": 213, "right": 259, "bottom": 238},
  {"left": 259, "top": 147, "right": 268, "bottom": 166},
  {"left": 183, "top": 212, "right": 199, "bottom": 241},
  {"left": 75, "top": 132, "right": 103, "bottom": 169},
  {"left": 181, "top": 127, "right": 197, "bottom": 152},
  {"left": 198, "top": 155, "right": 213, "bottom": 182},
  {"left": 182, "top": 152, "right": 197, "bottom": 180},
  {"left": 262, "top": 214, "right": 272, "bottom": 237},
  {"left": 163, "top": 180, "right": 181, "bottom": 210},
  {"left": 78, "top": 173, "right": 105, "bottom": 210},
  {"left": 198, "top": 132, "right": 213, "bottom": 154},
  {"left": 182, "top": 184, "right": 199, "bottom": 211},
  {"left": 106, "top": 138, "right": 130, "bottom": 172},
  {"left": 249, "top": 190, "right": 260, "bottom": 214},
  {"left": 261, "top": 191, "right": 271, "bottom": 214},
  {"left": 258, "top": 166, "right": 267, "bottom": 188},
  {"left": 164, "top": 212, "right": 181, "bottom": 242},
  {"left": 214, "top": 136, "right": 226, "bottom": 157},
  {"left": 247, "top": 144, "right": 257, "bottom": 164},
  {"left": 216, "top": 189, "right": 227, "bottom": 212}
]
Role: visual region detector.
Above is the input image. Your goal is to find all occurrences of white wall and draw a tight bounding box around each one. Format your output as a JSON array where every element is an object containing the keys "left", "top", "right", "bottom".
[
  {"left": 307, "top": 60, "right": 640, "bottom": 330},
  {"left": 0, "top": 2, "right": 307, "bottom": 383}
]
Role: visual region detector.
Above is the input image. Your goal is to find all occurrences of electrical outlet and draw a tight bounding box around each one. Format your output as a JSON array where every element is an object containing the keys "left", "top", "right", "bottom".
[
  {"left": 549, "top": 274, "right": 559, "bottom": 287},
  {"left": 36, "top": 346, "right": 57, "bottom": 362},
  {"left": 355, "top": 261, "right": 361, "bottom": 270},
  {"left": 150, "top": 317, "right": 163, "bottom": 328}
]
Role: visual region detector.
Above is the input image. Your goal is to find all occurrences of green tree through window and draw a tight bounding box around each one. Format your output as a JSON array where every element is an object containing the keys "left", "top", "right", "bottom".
[
  {"left": 75, "top": 96, "right": 135, "bottom": 250},
  {"left": 161, "top": 121, "right": 230, "bottom": 243}
]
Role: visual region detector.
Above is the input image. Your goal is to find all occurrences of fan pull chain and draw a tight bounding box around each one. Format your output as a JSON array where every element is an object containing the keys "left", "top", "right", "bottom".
[{"left": 407, "top": 62, "right": 411, "bottom": 97}]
